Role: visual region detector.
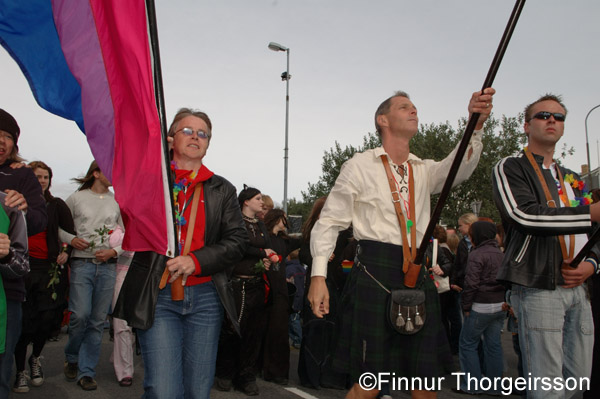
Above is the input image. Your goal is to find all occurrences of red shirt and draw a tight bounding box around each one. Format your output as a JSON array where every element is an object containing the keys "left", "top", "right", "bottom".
[
  {"left": 28, "top": 231, "right": 48, "bottom": 260},
  {"left": 174, "top": 165, "right": 214, "bottom": 286}
]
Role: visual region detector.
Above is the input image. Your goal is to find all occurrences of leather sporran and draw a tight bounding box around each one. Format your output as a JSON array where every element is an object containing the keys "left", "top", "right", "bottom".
[
  {"left": 387, "top": 288, "right": 426, "bottom": 335},
  {"left": 359, "top": 261, "right": 426, "bottom": 335}
]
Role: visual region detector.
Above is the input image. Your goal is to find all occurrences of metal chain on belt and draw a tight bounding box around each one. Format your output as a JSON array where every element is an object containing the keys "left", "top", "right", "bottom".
[{"left": 237, "top": 281, "right": 246, "bottom": 323}]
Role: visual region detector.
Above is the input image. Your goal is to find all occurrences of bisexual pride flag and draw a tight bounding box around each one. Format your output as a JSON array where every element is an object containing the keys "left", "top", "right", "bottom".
[{"left": 0, "top": 0, "right": 175, "bottom": 255}]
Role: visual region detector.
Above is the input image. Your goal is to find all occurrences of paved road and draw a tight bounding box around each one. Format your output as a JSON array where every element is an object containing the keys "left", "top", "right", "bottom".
[{"left": 8, "top": 326, "right": 522, "bottom": 398}]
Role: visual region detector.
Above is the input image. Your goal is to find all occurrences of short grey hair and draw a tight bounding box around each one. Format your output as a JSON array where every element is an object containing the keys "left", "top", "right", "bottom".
[
  {"left": 167, "top": 108, "right": 212, "bottom": 140},
  {"left": 374, "top": 91, "right": 410, "bottom": 134}
]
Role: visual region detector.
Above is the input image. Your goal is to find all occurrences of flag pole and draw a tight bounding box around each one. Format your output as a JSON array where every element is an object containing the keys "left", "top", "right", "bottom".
[
  {"left": 414, "top": 0, "right": 526, "bottom": 265},
  {"left": 568, "top": 227, "right": 600, "bottom": 268},
  {"left": 146, "top": 0, "right": 178, "bottom": 257}
]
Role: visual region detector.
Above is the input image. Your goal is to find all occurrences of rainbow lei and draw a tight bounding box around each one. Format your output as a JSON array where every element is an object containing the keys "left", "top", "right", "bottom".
[
  {"left": 523, "top": 147, "right": 592, "bottom": 207},
  {"left": 562, "top": 174, "right": 592, "bottom": 206},
  {"left": 171, "top": 161, "right": 198, "bottom": 227}
]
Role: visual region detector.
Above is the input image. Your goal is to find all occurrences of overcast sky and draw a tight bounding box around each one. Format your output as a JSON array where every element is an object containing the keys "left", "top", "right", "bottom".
[{"left": 2, "top": 0, "right": 600, "bottom": 206}]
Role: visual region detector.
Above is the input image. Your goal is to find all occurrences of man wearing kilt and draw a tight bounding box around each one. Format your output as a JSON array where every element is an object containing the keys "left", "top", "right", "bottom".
[{"left": 307, "top": 88, "right": 495, "bottom": 399}]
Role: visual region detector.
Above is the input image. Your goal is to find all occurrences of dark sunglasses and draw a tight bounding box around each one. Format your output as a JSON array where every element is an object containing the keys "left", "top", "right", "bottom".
[{"left": 530, "top": 111, "right": 566, "bottom": 122}]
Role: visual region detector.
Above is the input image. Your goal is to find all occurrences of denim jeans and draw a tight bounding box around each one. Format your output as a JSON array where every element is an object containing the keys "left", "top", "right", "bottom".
[
  {"left": 138, "top": 282, "right": 223, "bottom": 399},
  {"left": 64, "top": 258, "right": 116, "bottom": 379},
  {"left": 289, "top": 312, "right": 302, "bottom": 347},
  {"left": 459, "top": 309, "right": 505, "bottom": 394},
  {"left": 0, "top": 300, "right": 22, "bottom": 397},
  {"left": 440, "top": 290, "right": 462, "bottom": 354},
  {"left": 512, "top": 284, "right": 594, "bottom": 399}
]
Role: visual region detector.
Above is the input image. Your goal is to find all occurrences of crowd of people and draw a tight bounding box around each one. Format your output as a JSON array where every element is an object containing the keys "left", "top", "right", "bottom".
[{"left": 0, "top": 85, "right": 598, "bottom": 399}]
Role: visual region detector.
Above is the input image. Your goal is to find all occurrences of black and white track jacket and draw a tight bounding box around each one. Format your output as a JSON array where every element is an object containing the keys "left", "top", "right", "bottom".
[{"left": 492, "top": 151, "right": 598, "bottom": 290}]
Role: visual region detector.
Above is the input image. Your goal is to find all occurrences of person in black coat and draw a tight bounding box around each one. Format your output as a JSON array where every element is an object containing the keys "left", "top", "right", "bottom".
[
  {"left": 261, "top": 209, "right": 301, "bottom": 385},
  {"left": 131, "top": 109, "right": 247, "bottom": 399},
  {"left": 458, "top": 220, "right": 506, "bottom": 394},
  {"left": 215, "top": 185, "right": 276, "bottom": 396},
  {"left": 427, "top": 225, "right": 461, "bottom": 355},
  {"left": 297, "top": 197, "right": 350, "bottom": 390},
  {"left": 13, "top": 161, "right": 75, "bottom": 392},
  {"left": 0, "top": 109, "right": 47, "bottom": 397}
]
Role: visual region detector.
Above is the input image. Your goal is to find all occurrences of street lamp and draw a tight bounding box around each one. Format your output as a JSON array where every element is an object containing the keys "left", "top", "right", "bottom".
[
  {"left": 268, "top": 41, "right": 291, "bottom": 212},
  {"left": 471, "top": 200, "right": 482, "bottom": 216},
  {"left": 585, "top": 104, "right": 600, "bottom": 189}
]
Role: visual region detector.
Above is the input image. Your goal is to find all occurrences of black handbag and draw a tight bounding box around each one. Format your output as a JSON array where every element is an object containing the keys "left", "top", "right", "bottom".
[{"left": 112, "top": 251, "right": 168, "bottom": 330}]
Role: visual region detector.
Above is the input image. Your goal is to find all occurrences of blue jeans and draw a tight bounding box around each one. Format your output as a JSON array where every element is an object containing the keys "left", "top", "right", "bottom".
[
  {"left": 512, "top": 284, "right": 594, "bottom": 399},
  {"left": 459, "top": 309, "right": 505, "bottom": 394},
  {"left": 0, "top": 300, "right": 22, "bottom": 397},
  {"left": 440, "top": 290, "right": 462, "bottom": 354},
  {"left": 64, "top": 259, "right": 116, "bottom": 379},
  {"left": 138, "top": 282, "right": 223, "bottom": 399},
  {"left": 289, "top": 312, "right": 302, "bottom": 346}
]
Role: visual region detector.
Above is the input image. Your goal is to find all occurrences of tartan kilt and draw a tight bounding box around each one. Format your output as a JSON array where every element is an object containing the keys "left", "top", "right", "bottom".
[{"left": 332, "top": 240, "right": 455, "bottom": 383}]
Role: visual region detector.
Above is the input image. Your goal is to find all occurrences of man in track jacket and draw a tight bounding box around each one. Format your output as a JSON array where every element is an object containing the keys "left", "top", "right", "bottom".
[{"left": 493, "top": 94, "right": 600, "bottom": 399}]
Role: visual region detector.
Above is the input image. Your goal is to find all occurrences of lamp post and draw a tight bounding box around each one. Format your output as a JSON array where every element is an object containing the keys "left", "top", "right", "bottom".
[
  {"left": 585, "top": 104, "right": 600, "bottom": 189},
  {"left": 471, "top": 200, "right": 482, "bottom": 216},
  {"left": 268, "top": 42, "right": 291, "bottom": 212}
]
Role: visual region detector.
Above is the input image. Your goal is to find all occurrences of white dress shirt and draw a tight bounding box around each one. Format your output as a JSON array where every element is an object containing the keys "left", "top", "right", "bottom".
[{"left": 310, "top": 130, "right": 483, "bottom": 278}]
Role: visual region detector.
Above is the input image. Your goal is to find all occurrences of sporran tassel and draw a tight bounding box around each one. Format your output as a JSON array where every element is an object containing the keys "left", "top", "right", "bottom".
[
  {"left": 396, "top": 306, "right": 405, "bottom": 328},
  {"left": 415, "top": 306, "right": 424, "bottom": 327},
  {"left": 404, "top": 308, "right": 414, "bottom": 332}
]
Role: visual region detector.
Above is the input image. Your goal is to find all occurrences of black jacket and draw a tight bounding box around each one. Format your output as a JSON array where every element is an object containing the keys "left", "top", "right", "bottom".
[
  {"left": 232, "top": 219, "right": 271, "bottom": 276},
  {"left": 191, "top": 174, "right": 247, "bottom": 333},
  {"left": 45, "top": 197, "right": 76, "bottom": 261},
  {"left": 0, "top": 160, "right": 47, "bottom": 236},
  {"left": 492, "top": 151, "right": 598, "bottom": 289},
  {"left": 266, "top": 233, "right": 302, "bottom": 298},
  {"left": 451, "top": 237, "right": 470, "bottom": 287},
  {"left": 425, "top": 240, "right": 454, "bottom": 276},
  {"left": 461, "top": 239, "right": 505, "bottom": 312}
]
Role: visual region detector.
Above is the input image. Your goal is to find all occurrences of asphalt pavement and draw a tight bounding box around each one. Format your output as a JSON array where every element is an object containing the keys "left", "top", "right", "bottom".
[{"left": 8, "top": 325, "right": 523, "bottom": 398}]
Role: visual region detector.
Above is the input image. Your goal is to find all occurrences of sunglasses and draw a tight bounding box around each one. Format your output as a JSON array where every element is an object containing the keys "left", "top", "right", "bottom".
[
  {"left": 530, "top": 111, "right": 566, "bottom": 122},
  {"left": 176, "top": 127, "right": 210, "bottom": 139}
]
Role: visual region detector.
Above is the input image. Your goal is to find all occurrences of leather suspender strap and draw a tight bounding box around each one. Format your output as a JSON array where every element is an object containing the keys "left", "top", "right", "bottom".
[
  {"left": 381, "top": 156, "right": 416, "bottom": 273},
  {"left": 554, "top": 166, "right": 576, "bottom": 258},
  {"left": 409, "top": 162, "right": 416, "bottom": 257},
  {"left": 182, "top": 183, "right": 203, "bottom": 256},
  {"left": 524, "top": 149, "right": 574, "bottom": 260},
  {"left": 160, "top": 183, "right": 203, "bottom": 300}
]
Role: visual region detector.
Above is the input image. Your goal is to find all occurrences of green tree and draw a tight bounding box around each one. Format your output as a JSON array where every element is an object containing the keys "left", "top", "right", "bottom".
[
  {"left": 419, "top": 114, "right": 526, "bottom": 226},
  {"left": 301, "top": 114, "right": 527, "bottom": 226},
  {"left": 302, "top": 133, "right": 381, "bottom": 201},
  {"left": 286, "top": 197, "right": 313, "bottom": 228}
]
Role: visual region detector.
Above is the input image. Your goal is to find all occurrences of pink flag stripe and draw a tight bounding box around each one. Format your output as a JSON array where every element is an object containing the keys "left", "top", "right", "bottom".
[{"left": 89, "top": 0, "right": 167, "bottom": 253}]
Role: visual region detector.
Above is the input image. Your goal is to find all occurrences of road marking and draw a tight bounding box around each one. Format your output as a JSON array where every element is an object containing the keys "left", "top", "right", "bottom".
[{"left": 285, "top": 387, "right": 321, "bottom": 399}]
